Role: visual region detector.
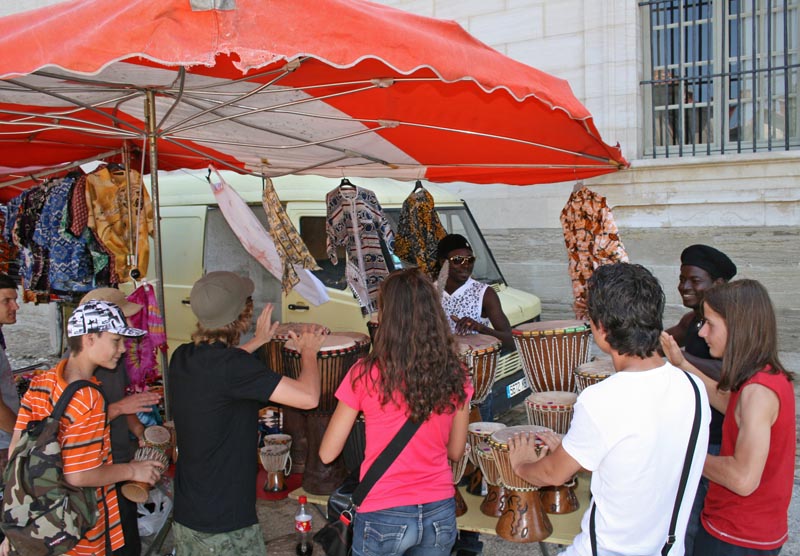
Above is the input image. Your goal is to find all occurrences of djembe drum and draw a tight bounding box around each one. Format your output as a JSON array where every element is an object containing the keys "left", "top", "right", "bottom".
[
  {"left": 121, "top": 446, "right": 170, "bottom": 503},
  {"left": 455, "top": 334, "right": 501, "bottom": 405},
  {"left": 574, "top": 358, "right": 616, "bottom": 394},
  {"left": 474, "top": 441, "right": 509, "bottom": 517},
  {"left": 259, "top": 434, "right": 293, "bottom": 492},
  {"left": 540, "top": 475, "right": 580, "bottom": 515},
  {"left": 466, "top": 421, "right": 506, "bottom": 495},
  {"left": 524, "top": 391, "right": 578, "bottom": 435},
  {"left": 449, "top": 443, "right": 471, "bottom": 517},
  {"left": 512, "top": 320, "right": 591, "bottom": 393},
  {"left": 489, "top": 425, "right": 554, "bottom": 543},
  {"left": 265, "top": 323, "right": 330, "bottom": 475},
  {"left": 283, "top": 335, "right": 361, "bottom": 494},
  {"left": 366, "top": 317, "right": 379, "bottom": 345}
]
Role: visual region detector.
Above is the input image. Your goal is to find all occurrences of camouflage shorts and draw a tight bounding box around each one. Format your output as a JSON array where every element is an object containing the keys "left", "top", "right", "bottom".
[{"left": 173, "top": 522, "right": 266, "bottom": 556}]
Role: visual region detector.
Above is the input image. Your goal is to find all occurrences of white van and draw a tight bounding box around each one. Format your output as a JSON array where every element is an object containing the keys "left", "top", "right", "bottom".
[{"left": 150, "top": 170, "right": 541, "bottom": 413}]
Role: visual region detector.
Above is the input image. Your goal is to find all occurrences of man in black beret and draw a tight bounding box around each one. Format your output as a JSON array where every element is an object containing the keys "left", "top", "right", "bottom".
[{"left": 663, "top": 243, "right": 736, "bottom": 555}]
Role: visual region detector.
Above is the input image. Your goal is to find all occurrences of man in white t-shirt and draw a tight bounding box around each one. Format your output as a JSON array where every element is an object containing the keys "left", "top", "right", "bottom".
[{"left": 509, "top": 262, "right": 710, "bottom": 556}]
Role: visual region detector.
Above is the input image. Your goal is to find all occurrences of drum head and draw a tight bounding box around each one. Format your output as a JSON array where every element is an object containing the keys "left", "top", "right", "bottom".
[
  {"left": 468, "top": 422, "right": 506, "bottom": 436},
  {"left": 526, "top": 391, "right": 578, "bottom": 407},
  {"left": 490, "top": 424, "right": 553, "bottom": 447},
  {"left": 513, "top": 320, "right": 588, "bottom": 334},
  {"left": 455, "top": 334, "right": 501, "bottom": 353},
  {"left": 284, "top": 334, "right": 356, "bottom": 353},
  {"left": 337, "top": 331, "right": 370, "bottom": 347},
  {"left": 263, "top": 433, "right": 292, "bottom": 445},
  {"left": 274, "top": 322, "right": 331, "bottom": 341},
  {"left": 575, "top": 359, "right": 616, "bottom": 377},
  {"left": 143, "top": 425, "right": 171, "bottom": 445}
]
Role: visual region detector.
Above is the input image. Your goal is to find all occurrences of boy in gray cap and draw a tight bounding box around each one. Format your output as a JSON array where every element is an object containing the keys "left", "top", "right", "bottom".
[
  {"left": 1, "top": 300, "right": 164, "bottom": 556},
  {"left": 169, "top": 271, "right": 325, "bottom": 556}
]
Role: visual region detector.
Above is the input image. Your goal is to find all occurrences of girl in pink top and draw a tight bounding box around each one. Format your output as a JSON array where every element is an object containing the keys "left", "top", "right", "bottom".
[
  {"left": 662, "top": 279, "right": 795, "bottom": 555},
  {"left": 320, "top": 269, "right": 472, "bottom": 556}
]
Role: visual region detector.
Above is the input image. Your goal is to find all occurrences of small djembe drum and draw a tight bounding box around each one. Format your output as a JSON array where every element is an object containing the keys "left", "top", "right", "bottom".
[
  {"left": 161, "top": 420, "right": 178, "bottom": 463},
  {"left": 513, "top": 320, "right": 592, "bottom": 393},
  {"left": 449, "top": 442, "right": 471, "bottom": 517},
  {"left": 489, "top": 425, "right": 554, "bottom": 543},
  {"left": 574, "top": 358, "right": 616, "bottom": 394},
  {"left": 455, "top": 334, "right": 501, "bottom": 405},
  {"left": 121, "top": 446, "right": 170, "bottom": 503},
  {"left": 466, "top": 421, "right": 506, "bottom": 495},
  {"left": 283, "top": 335, "right": 360, "bottom": 494},
  {"left": 259, "top": 434, "right": 293, "bottom": 492},
  {"left": 474, "top": 441, "right": 509, "bottom": 517},
  {"left": 524, "top": 391, "right": 578, "bottom": 435}
]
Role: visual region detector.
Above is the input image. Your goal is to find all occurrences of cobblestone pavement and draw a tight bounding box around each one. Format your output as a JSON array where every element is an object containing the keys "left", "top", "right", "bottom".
[{"left": 4, "top": 303, "right": 798, "bottom": 556}]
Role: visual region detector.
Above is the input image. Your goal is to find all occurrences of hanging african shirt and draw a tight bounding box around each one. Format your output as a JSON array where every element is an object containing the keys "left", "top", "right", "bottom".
[
  {"left": 85, "top": 166, "right": 153, "bottom": 283},
  {"left": 0, "top": 206, "right": 18, "bottom": 276},
  {"left": 261, "top": 177, "right": 319, "bottom": 293},
  {"left": 13, "top": 184, "right": 49, "bottom": 293},
  {"left": 395, "top": 186, "right": 446, "bottom": 276},
  {"left": 326, "top": 183, "right": 395, "bottom": 314},
  {"left": 124, "top": 282, "right": 168, "bottom": 390},
  {"left": 70, "top": 175, "right": 113, "bottom": 286},
  {"left": 560, "top": 185, "right": 629, "bottom": 320}
]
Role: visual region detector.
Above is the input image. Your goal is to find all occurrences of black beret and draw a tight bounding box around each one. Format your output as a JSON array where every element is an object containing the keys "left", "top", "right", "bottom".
[
  {"left": 437, "top": 234, "right": 471, "bottom": 259},
  {"left": 680, "top": 244, "right": 737, "bottom": 281}
]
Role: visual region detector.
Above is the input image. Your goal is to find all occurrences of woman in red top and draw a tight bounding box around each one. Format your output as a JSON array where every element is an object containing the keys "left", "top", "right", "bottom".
[
  {"left": 662, "top": 279, "right": 795, "bottom": 555},
  {"left": 320, "top": 268, "right": 472, "bottom": 556}
]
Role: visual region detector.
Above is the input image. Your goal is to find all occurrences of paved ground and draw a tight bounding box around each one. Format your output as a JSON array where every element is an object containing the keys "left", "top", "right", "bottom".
[{"left": 5, "top": 303, "right": 799, "bottom": 555}]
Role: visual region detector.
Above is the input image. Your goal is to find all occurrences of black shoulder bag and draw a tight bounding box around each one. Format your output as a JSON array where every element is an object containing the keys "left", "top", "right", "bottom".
[
  {"left": 314, "top": 418, "right": 422, "bottom": 556},
  {"left": 590, "top": 371, "right": 702, "bottom": 556}
]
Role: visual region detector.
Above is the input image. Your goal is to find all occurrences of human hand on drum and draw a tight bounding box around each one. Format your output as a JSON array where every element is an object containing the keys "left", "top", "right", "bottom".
[
  {"left": 659, "top": 331, "right": 686, "bottom": 369},
  {"left": 451, "top": 315, "right": 484, "bottom": 335},
  {"left": 508, "top": 431, "right": 551, "bottom": 475},
  {"left": 287, "top": 325, "right": 327, "bottom": 356},
  {"left": 128, "top": 459, "right": 166, "bottom": 486},
  {"left": 254, "top": 303, "right": 281, "bottom": 344},
  {"left": 111, "top": 391, "right": 162, "bottom": 418}
]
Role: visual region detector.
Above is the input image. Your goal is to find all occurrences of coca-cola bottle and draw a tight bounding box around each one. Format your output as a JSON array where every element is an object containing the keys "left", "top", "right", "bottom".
[{"left": 295, "top": 495, "right": 313, "bottom": 555}]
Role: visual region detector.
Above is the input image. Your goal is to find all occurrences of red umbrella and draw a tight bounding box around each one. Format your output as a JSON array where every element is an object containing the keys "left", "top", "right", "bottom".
[{"left": 0, "top": 0, "right": 627, "bottom": 199}]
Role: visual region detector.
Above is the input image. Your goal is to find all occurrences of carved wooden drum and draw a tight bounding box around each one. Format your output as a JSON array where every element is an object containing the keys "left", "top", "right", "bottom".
[
  {"left": 574, "top": 358, "right": 616, "bottom": 394},
  {"left": 524, "top": 391, "right": 578, "bottom": 435},
  {"left": 474, "top": 441, "right": 509, "bottom": 517},
  {"left": 455, "top": 334, "right": 501, "bottom": 404},
  {"left": 263, "top": 323, "right": 331, "bottom": 375},
  {"left": 449, "top": 442, "right": 471, "bottom": 517},
  {"left": 283, "top": 335, "right": 359, "bottom": 412},
  {"left": 512, "top": 320, "right": 591, "bottom": 393}
]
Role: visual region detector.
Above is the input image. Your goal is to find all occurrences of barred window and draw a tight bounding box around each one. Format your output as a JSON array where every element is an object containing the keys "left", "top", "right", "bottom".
[{"left": 640, "top": 0, "right": 799, "bottom": 157}]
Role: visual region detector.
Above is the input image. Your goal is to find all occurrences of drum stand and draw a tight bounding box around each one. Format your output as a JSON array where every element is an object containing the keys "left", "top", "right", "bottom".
[{"left": 495, "top": 488, "right": 553, "bottom": 543}]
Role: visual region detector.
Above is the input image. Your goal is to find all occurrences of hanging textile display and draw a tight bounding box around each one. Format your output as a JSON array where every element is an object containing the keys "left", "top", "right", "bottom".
[
  {"left": 124, "top": 282, "right": 168, "bottom": 391},
  {"left": 395, "top": 183, "right": 446, "bottom": 277},
  {"left": 84, "top": 166, "right": 154, "bottom": 283},
  {"left": 70, "top": 174, "right": 114, "bottom": 287},
  {"left": 326, "top": 182, "right": 395, "bottom": 315},
  {"left": 560, "top": 185, "right": 629, "bottom": 320},
  {"left": 0, "top": 205, "right": 18, "bottom": 276},
  {"left": 261, "top": 177, "right": 320, "bottom": 293},
  {"left": 208, "top": 171, "right": 328, "bottom": 306},
  {"left": 13, "top": 183, "right": 49, "bottom": 294}
]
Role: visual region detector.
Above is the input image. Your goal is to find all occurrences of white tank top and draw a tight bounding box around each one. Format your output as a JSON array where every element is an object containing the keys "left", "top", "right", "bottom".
[{"left": 441, "top": 278, "right": 491, "bottom": 334}]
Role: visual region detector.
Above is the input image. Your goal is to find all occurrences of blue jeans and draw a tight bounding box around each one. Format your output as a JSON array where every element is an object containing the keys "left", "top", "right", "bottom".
[
  {"left": 352, "top": 497, "right": 458, "bottom": 556},
  {"left": 684, "top": 443, "right": 720, "bottom": 556}
]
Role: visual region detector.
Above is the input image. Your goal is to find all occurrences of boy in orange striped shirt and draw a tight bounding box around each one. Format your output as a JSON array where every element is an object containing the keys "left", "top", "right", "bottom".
[{"left": 0, "top": 300, "right": 164, "bottom": 556}]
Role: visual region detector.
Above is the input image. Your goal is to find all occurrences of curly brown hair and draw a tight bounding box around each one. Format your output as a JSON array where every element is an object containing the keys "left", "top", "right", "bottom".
[
  {"left": 191, "top": 297, "right": 254, "bottom": 347},
  {"left": 353, "top": 269, "right": 469, "bottom": 423}
]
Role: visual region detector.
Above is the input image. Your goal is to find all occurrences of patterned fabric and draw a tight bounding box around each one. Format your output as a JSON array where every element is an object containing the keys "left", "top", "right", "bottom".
[
  {"left": 14, "top": 184, "right": 49, "bottom": 293},
  {"left": 0, "top": 207, "right": 18, "bottom": 276},
  {"left": 124, "top": 283, "right": 168, "bottom": 390},
  {"left": 261, "top": 177, "right": 319, "bottom": 294},
  {"left": 3, "top": 194, "right": 23, "bottom": 244},
  {"left": 32, "top": 176, "right": 94, "bottom": 293},
  {"left": 85, "top": 167, "right": 153, "bottom": 284},
  {"left": 15, "top": 361, "right": 125, "bottom": 554},
  {"left": 395, "top": 187, "right": 446, "bottom": 276},
  {"left": 440, "top": 277, "right": 490, "bottom": 334},
  {"left": 560, "top": 186, "right": 628, "bottom": 320},
  {"left": 326, "top": 185, "right": 395, "bottom": 313}
]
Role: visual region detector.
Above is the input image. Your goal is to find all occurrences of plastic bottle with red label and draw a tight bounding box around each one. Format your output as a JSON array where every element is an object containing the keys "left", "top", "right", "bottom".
[{"left": 295, "top": 495, "right": 313, "bottom": 555}]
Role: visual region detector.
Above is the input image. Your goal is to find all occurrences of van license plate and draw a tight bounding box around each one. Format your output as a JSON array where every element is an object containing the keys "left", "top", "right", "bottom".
[{"left": 506, "top": 377, "right": 529, "bottom": 399}]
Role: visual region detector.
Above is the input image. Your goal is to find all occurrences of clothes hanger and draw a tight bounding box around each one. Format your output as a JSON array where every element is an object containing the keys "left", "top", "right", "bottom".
[
  {"left": 572, "top": 180, "right": 585, "bottom": 193},
  {"left": 339, "top": 177, "right": 355, "bottom": 190},
  {"left": 413, "top": 180, "right": 424, "bottom": 192}
]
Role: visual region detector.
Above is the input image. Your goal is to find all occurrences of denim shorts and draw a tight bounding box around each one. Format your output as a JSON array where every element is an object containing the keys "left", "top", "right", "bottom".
[{"left": 352, "top": 497, "right": 458, "bottom": 556}]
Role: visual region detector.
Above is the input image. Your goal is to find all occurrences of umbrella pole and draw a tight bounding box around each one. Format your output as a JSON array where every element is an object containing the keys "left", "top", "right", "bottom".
[{"left": 145, "top": 89, "right": 171, "bottom": 421}]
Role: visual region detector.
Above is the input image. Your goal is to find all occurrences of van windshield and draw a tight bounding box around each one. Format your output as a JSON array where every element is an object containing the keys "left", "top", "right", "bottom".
[{"left": 383, "top": 206, "right": 505, "bottom": 285}]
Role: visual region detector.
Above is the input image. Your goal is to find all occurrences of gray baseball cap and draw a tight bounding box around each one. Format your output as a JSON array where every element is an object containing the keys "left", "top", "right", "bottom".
[
  {"left": 190, "top": 271, "right": 254, "bottom": 329},
  {"left": 68, "top": 300, "right": 146, "bottom": 338}
]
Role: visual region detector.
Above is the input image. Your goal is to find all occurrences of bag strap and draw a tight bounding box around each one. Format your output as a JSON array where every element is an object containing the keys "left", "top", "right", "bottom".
[
  {"left": 661, "top": 371, "right": 702, "bottom": 555},
  {"left": 350, "top": 418, "right": 422, "bottom": 507},
  {"left": 590, "top": 371, "right": 702, "bottom": 556}
]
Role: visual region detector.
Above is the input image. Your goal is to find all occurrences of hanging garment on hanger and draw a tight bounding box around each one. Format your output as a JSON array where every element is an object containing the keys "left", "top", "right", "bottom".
[
  {"left": 84, "top": 166, "right": 153, "bottom": 284},
  {"left": 69, "top": 175, "right": 113, "bottom": 287},
  {"left": 31, "top": 176, "right": 94, "bottom": 293},
  {"left": 124, "top": 282, "right": 168, "bottom": 390},
  {"left": 0, "top": 206, "right": 19, "bottom": 276},
  {"left": 560, "top": 186, "right": 628, "bottom": 320},
  {"left": 13, "top": 184, "right": 49, "bottom": 293},
  {"left": 261, "top": 177, "right": 319, "bottom": 293},
  {"left": 325, "top": 183, "right": 395, "bottom": 314},
  {"left": 395, "top": 187, "right": 446, "bottom": 276}
]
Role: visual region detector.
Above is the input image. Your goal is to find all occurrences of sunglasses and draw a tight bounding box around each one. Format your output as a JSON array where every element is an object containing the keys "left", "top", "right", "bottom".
[{"left": 448, "top": 255, "right": 476, "bottom": 266}]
